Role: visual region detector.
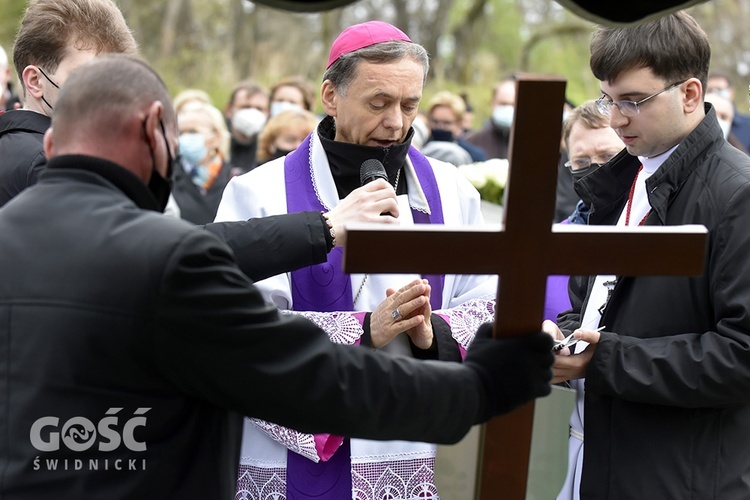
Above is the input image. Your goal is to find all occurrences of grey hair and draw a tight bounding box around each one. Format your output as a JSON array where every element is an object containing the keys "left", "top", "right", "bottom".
[{"left": 323, "top": 41, "right": 429, "bottom": 96}]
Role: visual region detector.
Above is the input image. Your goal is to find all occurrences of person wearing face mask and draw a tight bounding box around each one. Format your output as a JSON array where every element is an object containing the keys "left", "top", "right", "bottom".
[
  {"left": 707, "top": 71, "right": 750, "bottom": 152},
  {"left": 561, "top": 99, "right": 626, "bottom": 225},
  {"left": 170, "top": 102, "right": 236, "bottom": 224},
  {"left": 224, "top": 80, "right": 270, "bottom": 174},
  {"left": 268, "top": 75, "right": 316, "bottom": 118},
  {"left": 256, "top": 108, "right": 318, "bottom": 165},
  {"left": 0, "top": 0, "right": 138, "bottom": 207},
  {"left": 704, "top": 91, "right": 750, "bottom": 156},
  {"left": 422, "top": 90, "right": 486, "bottom": 163},
  {"left": 464, "top": 76, "right": 516, "bottom": 160}
]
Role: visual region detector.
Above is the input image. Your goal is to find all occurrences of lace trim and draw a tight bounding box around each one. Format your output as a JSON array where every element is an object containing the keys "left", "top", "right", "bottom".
[
  {"left": 308, "top": 135, "right": 327, "bottom": 210},
  {"left": 435, "top": 295, "right": 495, "bottom": 350},
  {"left": 281, "top": 310, "right": 363, "bottom": 345},
  {"left": 252, "top": 312, "right": 363, "bottom": 460},
  {"left": 249, "top": 420, "right": 321, "bottom": 463},
  {"left": 352, "top": 458, "right": 437, "bottom": 500},
  {"left": 236, "top": 458, "right": 438, "bottom": 500},
  {"left": 236, "top": 465, "right": 286, "bottom": 500}
]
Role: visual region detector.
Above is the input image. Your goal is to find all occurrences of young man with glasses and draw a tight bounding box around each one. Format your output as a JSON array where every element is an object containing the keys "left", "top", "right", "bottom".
[{"left": 545, "top": 11, "right": 750, "bottom": 499}]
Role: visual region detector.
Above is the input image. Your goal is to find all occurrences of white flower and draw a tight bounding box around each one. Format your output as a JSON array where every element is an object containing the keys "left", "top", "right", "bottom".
[
  {"left": 458, "top": 159, "right": 510, "bottom": 205},
  {"left": 458, "top": 162, "right": 488, "bottom": 189},
  {"left": 483, "top": 159, "right": 509, "bottom": 188}
]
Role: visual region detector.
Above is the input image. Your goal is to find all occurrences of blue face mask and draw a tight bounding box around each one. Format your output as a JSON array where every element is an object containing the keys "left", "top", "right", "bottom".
[{"left": 178, "top": 132, "right": 207, "bottom": 166}]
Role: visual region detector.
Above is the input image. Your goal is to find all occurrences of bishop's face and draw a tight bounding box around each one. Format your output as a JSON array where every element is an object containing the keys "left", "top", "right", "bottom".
[{"left": 321, "top": 57, "right": 423, "bottom": 148}]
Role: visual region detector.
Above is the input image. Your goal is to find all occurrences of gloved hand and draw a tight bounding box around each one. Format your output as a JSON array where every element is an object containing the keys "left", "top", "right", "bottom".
[{"left": 464, "top": 322, "right": 554, "bottom": 422}]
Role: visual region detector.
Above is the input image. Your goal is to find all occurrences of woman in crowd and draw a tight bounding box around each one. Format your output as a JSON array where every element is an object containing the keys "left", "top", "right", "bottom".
[
  {"left": 171, "top": 101, "right": 234, "bottom": 224},
  {"left": 256, "top": 108, "right": 318, "bottom": 164}
]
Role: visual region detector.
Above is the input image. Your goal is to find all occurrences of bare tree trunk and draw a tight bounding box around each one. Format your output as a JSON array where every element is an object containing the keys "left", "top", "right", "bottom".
[
  {"left": 421, "top": 0, "right": 453, "bottom": 62},
  {"left": 231, "top": 1, "right": 258, "bottom": 81},
  {"left": 320, "top": 8, "right": 344, "bottom": 65},
  {"left": 451, "top": 0, "right": 489, "bottom": 84},
  {"left": 159, "top": 0, "right": 185, "bottom": 58},
  {"left": 392, "top": 0, "right": 409, "bottom": 34}
]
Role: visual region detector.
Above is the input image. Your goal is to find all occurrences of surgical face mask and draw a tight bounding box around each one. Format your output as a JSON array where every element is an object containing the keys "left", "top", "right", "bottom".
[
  {"left": 709, "top": 88, "right": 732, "bottom": 101},
  {"left": 178, "top": 132, "right": 208, "bottom": 166},
  {"left": 269, "top": 100, "right": 303, "bottom": 117},
  {"left": 231, "top": 108, "right": 267, "bottom": 138},
  {"left": 491, "top": 104, "right": 514, "bottom": 129},
  {"left": 718, "top": 118, "right": 732, "bottom": 139}
]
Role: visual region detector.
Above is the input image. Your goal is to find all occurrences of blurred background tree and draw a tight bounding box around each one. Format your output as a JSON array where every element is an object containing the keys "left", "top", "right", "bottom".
[{"left": 0, "top": 0, "right": 748, "bottom": 125}]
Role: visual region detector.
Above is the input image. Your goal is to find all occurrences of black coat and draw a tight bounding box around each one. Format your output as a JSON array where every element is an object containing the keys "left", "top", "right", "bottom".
[
  {"left": 0, "top": 111, "right": 329, "bottom": 281},
  {"left": 0, "top": 154, "right": 484, "bottom": 499},
  {"left": 463, "top": 120, "right": 510, "bottom": 160},
  {"left": 171, "top": 157, "right": 233, "bottom": 225},
  {"left": 558, "top": 104, "right": 750, "bottom": 499},
  {"left": 0, "top": 109, "right": 50, "bottom": 206}
]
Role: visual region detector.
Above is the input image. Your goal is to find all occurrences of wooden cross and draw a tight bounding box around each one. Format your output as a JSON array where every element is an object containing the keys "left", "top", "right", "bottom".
[{"left": 343, "top": 75, "right": 708, "bottom": 499}]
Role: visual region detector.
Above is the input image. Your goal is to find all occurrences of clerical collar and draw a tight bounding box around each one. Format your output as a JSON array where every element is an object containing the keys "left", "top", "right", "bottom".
[
  {"left": 638, "top": 144, "right": 679, "bottom": 175},
  {"left": 317, "top": 115, "right": 413, "bottom": 198}
]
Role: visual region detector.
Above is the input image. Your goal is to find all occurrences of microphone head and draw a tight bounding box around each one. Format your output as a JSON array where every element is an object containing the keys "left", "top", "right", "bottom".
[{"left": 360, "top": 159, "right": 389, "bottom": 186}]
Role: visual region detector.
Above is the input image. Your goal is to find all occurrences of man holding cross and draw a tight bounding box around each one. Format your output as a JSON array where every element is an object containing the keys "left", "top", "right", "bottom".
[
  {"left": 0, "top": 53, "right": 554, "bottom": 500},
  {"left": 550, "top": 11, "right": 750, "bottom": 499},
  {"left": 216, "top": 20, "right": 497, "bottom": 499}
]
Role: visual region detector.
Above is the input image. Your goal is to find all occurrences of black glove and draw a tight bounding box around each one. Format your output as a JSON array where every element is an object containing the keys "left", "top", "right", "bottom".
[{"left": 464, "top": 323, "right": 554, "bottom": 422}]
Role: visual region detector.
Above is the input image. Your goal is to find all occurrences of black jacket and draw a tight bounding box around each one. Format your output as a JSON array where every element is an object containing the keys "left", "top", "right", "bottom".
[
  {"left": 0, "top": 109, "right": 49, "bottom": 206},
  {"left": 463, "top": 120, "right": 510, "bottom": 160},
  {"left": 171, "top": 157, "right": 233, "bottom": 225},
  {"left": 0, "top": 155, "right": 485, "bottom": 499},
  {"left": 0, "top": 111, "right": 328, "bottom": 281},
  {"left": 559, "top": 104, "right": 750, "bottom": 499}
]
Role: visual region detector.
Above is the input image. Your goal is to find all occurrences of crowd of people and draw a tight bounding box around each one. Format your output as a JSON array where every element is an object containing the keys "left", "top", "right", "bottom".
[{"left": 2, "top": 1, "right": 750, "bottom": 500}]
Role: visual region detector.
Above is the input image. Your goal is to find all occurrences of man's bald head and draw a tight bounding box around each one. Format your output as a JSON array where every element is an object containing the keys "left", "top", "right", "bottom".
[{"left": 51, "top": 54, "right": 174, "bottom": 146}]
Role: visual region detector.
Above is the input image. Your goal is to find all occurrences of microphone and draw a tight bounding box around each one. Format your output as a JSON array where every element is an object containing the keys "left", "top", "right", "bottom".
[{"left": 360, "top": 159, "right": 389, "bottom": 186}]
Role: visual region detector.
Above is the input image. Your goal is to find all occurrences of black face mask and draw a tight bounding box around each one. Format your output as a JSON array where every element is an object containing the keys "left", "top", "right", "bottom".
[
  {"left": 38, "top": 67, "right": 60, "bottom": 112},
  {"left": 145, "top": 119, "right": 175, "bottom": 212},
  {"left": 571, "top": 163, "right": 600, "bottom": 181},
  {"left": 270, "top": 147, "right": 294, "bottom": 161},
  {"left": 430, "top": 128, "right": 454, "bottom": 142}
]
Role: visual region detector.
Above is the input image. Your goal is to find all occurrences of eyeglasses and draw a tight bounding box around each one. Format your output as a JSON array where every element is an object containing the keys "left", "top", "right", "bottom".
[
  {"left": 564, "top": 151, "right": 620, "bottom": 172},
  {"left": 596, "top": 80, "right": 687, "bottom": 117}
]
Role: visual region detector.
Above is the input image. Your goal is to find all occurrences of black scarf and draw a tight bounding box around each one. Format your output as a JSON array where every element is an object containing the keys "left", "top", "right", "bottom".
[{"left": 317, "top": 115, "right": 413, "bottom": 198}]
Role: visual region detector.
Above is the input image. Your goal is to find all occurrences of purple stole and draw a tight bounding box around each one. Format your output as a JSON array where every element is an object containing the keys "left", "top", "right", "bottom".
[{"left": 283, "top": 134, "right": 445, "bottom": 498}]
